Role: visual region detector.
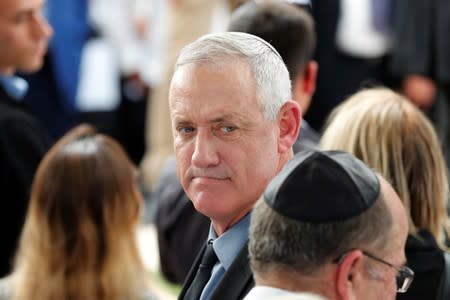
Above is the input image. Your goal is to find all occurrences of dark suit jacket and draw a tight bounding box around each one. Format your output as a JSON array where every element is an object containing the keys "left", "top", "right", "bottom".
[
  {"left": 178, "top": 242, "right": 254, "bottom": 300},
  {"left": 0, "top": 86, "right": 51, "bottom": 277},
  {"left": 305, "top": 0, "right": 385, "bottom": 131},
  {"left": 397, "top": 230, "right": 445, "bottom": 300},
  {"left": 293, "top": 120, "right": 320, "bottom": 153},
  {"left": 390, "top": 0, "right": 450, "bottom": 83},
  {"left": 154, "top": 157, "right": 210, "bottom": 284}
]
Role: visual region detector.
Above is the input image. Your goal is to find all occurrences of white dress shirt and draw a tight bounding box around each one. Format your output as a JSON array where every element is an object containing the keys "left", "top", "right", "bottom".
[{"left": 244, "top": 286, "right": 328, "bottom": 300}]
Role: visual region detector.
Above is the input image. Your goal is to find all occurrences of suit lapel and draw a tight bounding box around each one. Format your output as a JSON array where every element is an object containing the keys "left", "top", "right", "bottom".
[
  {"left": 178, "top": 242, "right": 255, "bottom": 300},
  {"left": 178, "top": 244, "right": 207, "bottom": 299},
  {"left": 210, "top": 243, "right": 254, "bottom": 300}
]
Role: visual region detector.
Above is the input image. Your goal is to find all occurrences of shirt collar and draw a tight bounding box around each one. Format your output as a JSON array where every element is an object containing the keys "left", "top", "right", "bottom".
[
  {"left": 287, "top": 0, "right": 312, "bottom": 12},
  {"left": 245, "top": 286, "right": 327, "bottom": 300},
  {"left": 0, "top": 75, "right": 28, "bottom": 101},
  {"left": 208, "top": 213, "right": 251, "bottom": 271}
]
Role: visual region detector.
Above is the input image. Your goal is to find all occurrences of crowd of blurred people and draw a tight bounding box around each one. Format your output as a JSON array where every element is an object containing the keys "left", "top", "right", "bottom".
[{"left": 1, "top": 0, "right": 450, "bottom": 299}]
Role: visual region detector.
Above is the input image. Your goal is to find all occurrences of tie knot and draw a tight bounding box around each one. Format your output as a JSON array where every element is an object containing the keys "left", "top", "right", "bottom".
[{"left": 200, "top": 241, "right": 218, "bottom": 269}]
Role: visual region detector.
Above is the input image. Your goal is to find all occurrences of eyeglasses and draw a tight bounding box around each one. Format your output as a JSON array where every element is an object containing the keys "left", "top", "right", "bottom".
[{"left": 334, "top": 250, "right": 414, "bottom": 293}]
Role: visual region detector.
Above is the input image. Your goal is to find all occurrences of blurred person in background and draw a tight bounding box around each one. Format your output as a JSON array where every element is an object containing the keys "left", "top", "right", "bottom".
[
  {"left": 305, "top": 0, "right": 391, "bottom": 132},
  {"left": 22, "top": 0, "right": 126, "bottom": 144},
  {"left": 89, "top": 0, "right": 167, "bottom": 165},
  {"left": 140, "top": 0, "right": 235, "bottom": 192},
  {"left": 0, "top": 124, "right": 157, "bottom": 300},
  {"left": 228, "top": 0, "right": 318, "bottom": 152},
  {"left": 20, "top": 0, "right": 94, "bottom": 138},
  {"left": 321, "top": 88, "right": 450, "bottom": 300},
  {"left": 389, "top": 0, "right": 450, "bottom": 173},
  {"left": 0, "top": 0, "right": 53, "bottom": 278}
]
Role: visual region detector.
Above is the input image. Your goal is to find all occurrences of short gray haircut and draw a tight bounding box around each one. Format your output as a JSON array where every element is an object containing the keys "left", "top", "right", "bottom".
[
  {"left": 249, "top": 183, "right": 393, "bottom": 276},
  {"left": 174, "top": 32, "right": 292, "bottom": 121}
]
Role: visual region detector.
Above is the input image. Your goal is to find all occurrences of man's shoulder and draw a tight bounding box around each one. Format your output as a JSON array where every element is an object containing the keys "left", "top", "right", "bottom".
[
  {"left": 0, "top": 99, "right": 51, "bottom": 165},
  {"left": 0, "top": 97, "right": 50, "bottom": 141},
  {"left": 0, "top": 94, "right": 38, "bottom": 127}
]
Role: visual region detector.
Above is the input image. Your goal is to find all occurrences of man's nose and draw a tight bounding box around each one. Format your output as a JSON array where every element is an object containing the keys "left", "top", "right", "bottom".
[
  {"left": 191, "top": 129, "right": 220, "bottom": 168},
  {"left": 33, "top": 13, "right": 53, "bottom": 40}
]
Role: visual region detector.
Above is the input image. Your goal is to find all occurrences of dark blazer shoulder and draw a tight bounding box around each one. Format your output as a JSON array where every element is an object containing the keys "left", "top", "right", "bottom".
[
  {"left": 397, "top": 231, "right": 445, "bottom": 300},
  {"left": 0, "top": 86, "right": 51, "bottom": 277},
  {"left": 0, "top": 98, "right": 51, "bottom": 162}
]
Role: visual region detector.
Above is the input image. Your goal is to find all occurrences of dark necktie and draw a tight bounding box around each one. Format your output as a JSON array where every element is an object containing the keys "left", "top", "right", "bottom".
[{"left": 183, "top": 241, "right": 218, "bottom": 300}]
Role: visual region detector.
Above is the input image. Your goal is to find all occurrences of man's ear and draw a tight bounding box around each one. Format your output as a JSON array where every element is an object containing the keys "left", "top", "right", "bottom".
[
  {"left": 277, "top": 100, "right": 301, "bottom": 154},
  {"left": 302, "top": 60, "right": 318, "bottom": 96},
  {"left": 292, "top": 60, "right": 318, "bottom": 113},
  {"left": 336, "top": 250, "right": 365, "bottom": 300}
]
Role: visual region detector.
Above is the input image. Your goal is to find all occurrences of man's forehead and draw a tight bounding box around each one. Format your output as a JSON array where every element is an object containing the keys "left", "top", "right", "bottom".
[
  {"left": 0, "top": 0, "right": 15, "bottom": 16},
  {"left": 170, "top": 65, "right": 261, "bottom": 106},
  {"left": 0, "top": 0, "right": 44, "bottom": 16},
  {"left": 176, "top": 53, "right": 249, "bottom": 71},
  {"left": 172, "top": 57, "right": 253, "bottom": 83}
]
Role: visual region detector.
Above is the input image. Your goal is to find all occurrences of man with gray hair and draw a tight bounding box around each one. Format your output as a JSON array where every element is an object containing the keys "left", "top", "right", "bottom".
[
  {"left": 156, "top": 1, "right": 317, "bottom": 285},
  {"left": 247, "top": 150, "right": 413, "bottom": 300},
  {"left": 171, "top": 32, "right": 301, "bottom": 300}
]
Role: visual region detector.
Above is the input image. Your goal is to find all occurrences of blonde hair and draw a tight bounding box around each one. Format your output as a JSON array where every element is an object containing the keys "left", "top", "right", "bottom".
[
  {"left": 320, "top": 88, "right": 450, "bottom": 249},
  {"left": 11, "top": 124, "right": 147, "bottom": 300}
]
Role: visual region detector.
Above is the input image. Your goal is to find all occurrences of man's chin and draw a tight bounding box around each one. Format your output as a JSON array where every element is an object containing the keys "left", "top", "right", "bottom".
[
  {"left": 191, "top": 191, "right": 226, "bottom": 212},
  {"left": 18, "top": 59, "right": 44, "bottom": 74}
]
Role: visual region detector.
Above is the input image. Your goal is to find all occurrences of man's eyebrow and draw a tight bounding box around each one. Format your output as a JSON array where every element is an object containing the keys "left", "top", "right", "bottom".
[
  {"left": 173, "top": 119, "right": 192, "bottom": 126},
  {"left": 173, "top": 114, "right": 255, "bottom": 128},
  {"left": 210, "top": 114, "right": 252, "bottom": 126},
  {"left": 13, "top": 3, "right": 43, "bottom": 19},
  {"left": 19, "top": 0, "right": 45, "bottom": 13},
  {"left": 211, "top": 115, "right": 234, "bottom": 123}
]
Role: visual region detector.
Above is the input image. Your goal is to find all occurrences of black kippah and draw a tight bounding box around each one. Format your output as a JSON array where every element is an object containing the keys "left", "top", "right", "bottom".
[{"left": 264, "top": 150, "right": 380, "bottom": 222}]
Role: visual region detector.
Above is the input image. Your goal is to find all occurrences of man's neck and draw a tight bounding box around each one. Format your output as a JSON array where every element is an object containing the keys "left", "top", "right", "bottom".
[
  {"left": 0, "top": 66, "right": 15, "bottom": 76},
  {"left": 207, "top": 213, "right": 251, "bottom": 272},
  {"left": 212, "top": 208, "right": 253, "bottom": 236},
  {"left": 255, "top": 267, "right": 335, "bottom": 299}
]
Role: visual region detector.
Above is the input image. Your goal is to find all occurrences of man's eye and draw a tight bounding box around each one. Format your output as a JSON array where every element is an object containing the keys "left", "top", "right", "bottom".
[
  {"left": 178, "top": 126, "right": 195, "bottom": 134},
  {"left": 221, "top": 126, "right": 236, "bottom": 133},
  {"left": 15, "top": 14, "right": 27, "bottom": 23},
  {"left": 14, "top": 12, "right": 32, "bottom": 24}
]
